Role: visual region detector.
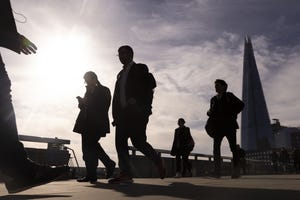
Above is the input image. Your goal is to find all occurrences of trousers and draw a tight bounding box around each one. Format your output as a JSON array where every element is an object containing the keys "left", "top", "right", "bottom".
[
  {"left": 81, "top": 133, "right": 114, "bottom": 178},
  {"left": 213, "top": 130, "right": 238, "bottom": 175},
  {"left": 175, "top": 150, "right": 192, "bottom": 175},
  {"left": 0, "top": 53, "right": 36, "bottom": 179},
  {"left": 115, "top": 112, "right": 160, "bottom": 176}
]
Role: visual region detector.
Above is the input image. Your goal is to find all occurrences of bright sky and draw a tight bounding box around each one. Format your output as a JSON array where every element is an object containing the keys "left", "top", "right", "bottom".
[{"left": 1, "top": 0, "right": 300, "bottom": 167}]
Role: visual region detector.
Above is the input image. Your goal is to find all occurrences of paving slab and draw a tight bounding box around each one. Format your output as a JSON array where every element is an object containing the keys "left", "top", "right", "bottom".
[{"left": 0, "top": 175, "right": 299, "bottom": 200}]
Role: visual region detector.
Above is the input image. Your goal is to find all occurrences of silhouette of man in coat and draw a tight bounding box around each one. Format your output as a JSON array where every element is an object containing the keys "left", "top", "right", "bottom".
[
  {"left": 207, "top": 79, "right": 244, "bottom": 178},
  {"left": 109, "top": 45, "right": 165, "bottom": 184}
]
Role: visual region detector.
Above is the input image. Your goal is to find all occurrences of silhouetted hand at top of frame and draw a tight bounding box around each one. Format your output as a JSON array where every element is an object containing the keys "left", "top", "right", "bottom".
[{"left": 19, "top": 34, "right": 37, "bottom": 55}]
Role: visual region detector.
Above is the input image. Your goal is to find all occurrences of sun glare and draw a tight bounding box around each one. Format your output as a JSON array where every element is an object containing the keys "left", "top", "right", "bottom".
[{"left": 33, "top": 33, "right": 90, "bottom": 102}]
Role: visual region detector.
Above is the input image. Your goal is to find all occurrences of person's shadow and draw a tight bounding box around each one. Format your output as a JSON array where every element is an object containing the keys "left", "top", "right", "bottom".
[
  {"left": 0, "top": 194, "right": 71, "bottom": 200},
  {"left": 88, "top": 181, "right": 300, "bottom": 200}
]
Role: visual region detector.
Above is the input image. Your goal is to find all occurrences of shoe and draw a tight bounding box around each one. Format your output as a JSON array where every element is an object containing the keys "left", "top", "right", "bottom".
[
  {"left": 174, "top": 172, "right": 182, "bottom": 178},
  {"left": 157, "top": 158, "right": 166, "bottom": 179},
  {"left": 77, "top": 176, "right": 97, "bottom": 184},
  {"left": 108, "top": 173, "right": 133, "bottom": 184},
  {"left": 105, "top": 161, "right": 116, "bottom": 179},
  {"left": 90, "top": 179, "right": 97, "bottom": 184},
  {"left": 211, "top": 172, "right": 221, "bottom": 178},
  {"left": 231, "top": 174, "right": 240, "bottom": 179},
  {"left": 5, "top": 165, "right": 69, "bottom": 194},
  {"left": 183, "top": 171, "right": 192, "bottom": 177},
  {"left": 231, "top": 171, "right": 241, "bottom": 179},
  {"left": 77, "top": 177, "right": 90, "bottom": 182},
  {"left": 231, "top": 167, "right": 240, "bottom": 179}
]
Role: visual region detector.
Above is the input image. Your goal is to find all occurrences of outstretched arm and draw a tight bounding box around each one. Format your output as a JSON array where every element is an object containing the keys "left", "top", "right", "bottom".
[
  {"left": 0, "top": 0, "right": 37, "bottom": 54},
  {"left": 19, "top": 34, "right": 37, "bottom": 55}
]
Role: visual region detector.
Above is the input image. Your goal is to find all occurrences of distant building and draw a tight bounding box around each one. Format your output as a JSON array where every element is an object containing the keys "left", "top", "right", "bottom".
[
  {"left": 241, "top": 36, "right": 274, "bottom": 151},
  {"left": 272, "top": 119, "right": 300, "bottom": 149}
]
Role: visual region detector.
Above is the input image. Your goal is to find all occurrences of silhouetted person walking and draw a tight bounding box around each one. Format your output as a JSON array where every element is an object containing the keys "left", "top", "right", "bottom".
[
  {"left": 292, "top": 148, "right": 300, "bottom": 173},
  {"left": 109, "top": 45, "right": 165, "bottom": 184},
  {"left": 279, "top": 147, "right": 290, "bottom": 173},
  {"left": 206, "top": 79, "right": 244, "bottom": 178},
  {"left": 74, "top": 71, "right": 115, "bottom": 183},
  {"left": 271, "top": 150, "right": 279, "bottom": 174},
  {"left": 236, "top": 144, "right": 246, "bottom": 175},
  {"left": 171, "top": 118, "right": 194, "bottom": 178},
  {"left": 0, "top": 0, "right": 68, "bottom": 193}
]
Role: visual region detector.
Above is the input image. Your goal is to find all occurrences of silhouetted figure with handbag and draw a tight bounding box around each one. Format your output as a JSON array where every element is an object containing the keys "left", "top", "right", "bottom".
[
  {"left": 171, "top": 118, "right": 194, "bottom": 178},
  {"left": 206, "top": 79, "right": 244, "bottom": 178}
]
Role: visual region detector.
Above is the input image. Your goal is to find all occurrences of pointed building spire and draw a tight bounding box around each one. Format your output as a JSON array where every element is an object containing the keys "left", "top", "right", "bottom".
[
  {"left": 245, "top": 35, "right": 249, "bottom": 43},
  {"left": 241, "top": 36, "right": 274, "bottom": 151}
]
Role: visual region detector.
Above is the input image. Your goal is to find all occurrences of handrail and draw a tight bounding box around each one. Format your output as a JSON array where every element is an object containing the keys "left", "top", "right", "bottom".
[
  {"left": 128, "top": 146, "right": 232, "bottom": 161},
  {"left": 19, "top": 134, "right": 70, "bottom": 145},
  {"left": 64, "top": 146, "right": 80, "bottom": 169},
  {"left": 128, "top": 146, "right": 277, "bottom": 168}
]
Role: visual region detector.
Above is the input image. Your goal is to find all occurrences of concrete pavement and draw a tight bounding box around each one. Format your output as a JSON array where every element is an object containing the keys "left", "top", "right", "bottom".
[{"left": 0, "top": 175, "right": 299, "bottom": 200}]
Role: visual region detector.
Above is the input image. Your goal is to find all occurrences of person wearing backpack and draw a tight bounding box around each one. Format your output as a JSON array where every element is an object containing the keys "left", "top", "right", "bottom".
[
  {"left": 207, "top": 79, "right": 244, "bottom": 178},
  {"left": 109, "top": 45, "right": 166, "bottom": 184}
]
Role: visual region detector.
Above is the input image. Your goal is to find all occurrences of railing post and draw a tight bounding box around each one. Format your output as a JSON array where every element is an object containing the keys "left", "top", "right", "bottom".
[{"left": 132, "top": 149, "right": 136, "bottom": 156}]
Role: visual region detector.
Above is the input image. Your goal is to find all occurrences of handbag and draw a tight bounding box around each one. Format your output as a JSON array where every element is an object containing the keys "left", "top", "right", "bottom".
[
  {"left": 73, "top": 111, "right": 86, "bottom": 134},
  {"left": 205, "top": 117, "right": 216, "bottom": 138},
  {"left": 187, "top": 137, "right": 195, "bottom": 151}
]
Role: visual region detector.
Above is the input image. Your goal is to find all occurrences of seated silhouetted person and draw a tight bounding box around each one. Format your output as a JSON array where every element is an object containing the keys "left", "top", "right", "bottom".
[
  {"left": 0, "top": 0, "right": 68, "bottom": 193},
  {"left": 206, "top": 79, "right": 244, "bottom": 178}
]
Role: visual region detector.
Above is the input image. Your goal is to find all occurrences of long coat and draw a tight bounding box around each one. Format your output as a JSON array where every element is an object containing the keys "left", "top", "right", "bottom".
[
  {"left": 171, "top": 126, "right": 194, "bottom": 156},
  {"left": 73, "top": 85, "right": 111, "bottom": 137}
]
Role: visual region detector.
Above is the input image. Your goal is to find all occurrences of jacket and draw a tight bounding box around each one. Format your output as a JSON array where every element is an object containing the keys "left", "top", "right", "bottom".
[
  {"left": 73, "top": 85, "right": 111, "bottom": 136},
  {"left": 171, "top": 126, "right": 194, "bottom": 155},
  {"left": 207, "top": 92, "right": 244, "bottom": 135},
  {"left": 112, "top": 62, "right": 155, "bottom": 124}
]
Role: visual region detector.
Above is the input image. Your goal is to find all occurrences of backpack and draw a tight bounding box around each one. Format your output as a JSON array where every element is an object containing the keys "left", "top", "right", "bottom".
[
  {"left": 205, "top": 92, "right": 244, "bottom": 138},
  {"left": 146, "top": 72, "right": 156, "bottom": 107}
]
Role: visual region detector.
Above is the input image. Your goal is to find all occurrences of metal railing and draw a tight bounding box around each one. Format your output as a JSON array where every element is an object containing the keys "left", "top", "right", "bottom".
[{"left": 128, "top": 146, "right": 232, "bottom": 162}]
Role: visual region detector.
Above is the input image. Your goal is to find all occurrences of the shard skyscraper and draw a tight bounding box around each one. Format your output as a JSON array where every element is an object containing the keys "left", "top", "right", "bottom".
[{"left": 241, "top": 36, "right": 274, "bottom": 151}]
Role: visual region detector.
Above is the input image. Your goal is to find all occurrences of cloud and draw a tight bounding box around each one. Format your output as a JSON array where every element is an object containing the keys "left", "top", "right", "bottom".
[
  {"left": 4, "top": 0, "right": 300, "bottom": 166},
  {"left": 144, "top": 34, "right": 246, "bottom": 157},
  {"left": 263, "top": 47, "right": 300, "bottom": 126}
]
